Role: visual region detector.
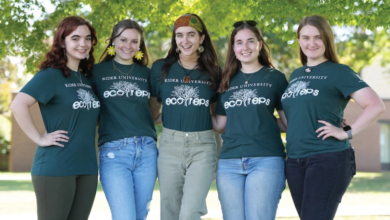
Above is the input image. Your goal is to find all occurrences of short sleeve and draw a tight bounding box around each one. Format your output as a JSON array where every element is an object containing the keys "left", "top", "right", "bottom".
[
  {"left": 20, "top": 69, "right": 57, "bottom": 105},
  {"left": 215, "top": 93, "right": 226, "bottom": 115},
  {"left": 334, "top": 65, "right": 369, "bottom": 98},
  {"left": 276, "top": 73, "right": 288, "bottom": 110}
]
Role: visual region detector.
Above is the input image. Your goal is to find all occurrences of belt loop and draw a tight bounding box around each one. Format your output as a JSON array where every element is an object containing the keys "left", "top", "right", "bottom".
[
  {"left": 124, "top": 138, "right": 127, "bottom": 146},
  {"left": 196, "top": 132, "right": 199, "bottom": 141}
]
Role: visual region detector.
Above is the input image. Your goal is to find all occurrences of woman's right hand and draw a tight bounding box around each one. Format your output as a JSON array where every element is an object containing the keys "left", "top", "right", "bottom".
[{"left": 38, "top": 130, "right": 69, "bottom": 147}]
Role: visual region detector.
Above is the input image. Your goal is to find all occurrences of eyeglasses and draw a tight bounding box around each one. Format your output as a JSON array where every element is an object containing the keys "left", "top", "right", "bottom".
[{"left": 233, "top": 20, "right": 257, "bottom": 28}]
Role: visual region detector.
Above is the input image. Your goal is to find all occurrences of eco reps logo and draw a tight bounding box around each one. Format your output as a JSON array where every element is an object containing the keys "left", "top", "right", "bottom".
[
  {"left": 282, "top": 81, "right": 319, "bottom": 99},
  {"left": 103, "top": 81, "right": 150, "bottom": 98},
  {"left": 165, "top": 85, "right": 209, "bottom": 107},
  {"left": 73, "top": 89, "right": 100, "bottom": 110},
  {"left": 224, "top": 89, "right": 270, "bottom": 109}
]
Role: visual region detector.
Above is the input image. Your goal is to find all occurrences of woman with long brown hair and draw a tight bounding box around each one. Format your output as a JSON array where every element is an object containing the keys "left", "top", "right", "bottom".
[
  {"left": 89, "top": 19, "right": 159, "bottom": 220},
  {"left": 10, "top": 16, "right": 99, "bottom": 219},
  {"left": 212, "top": 21, "right": 288, "bottom": 220},
  {"left": 150, "top": 13, "right": 220, "bottom": 220},
  {"left": 282, "top": 15, "right": 385, "bottom": 219}
]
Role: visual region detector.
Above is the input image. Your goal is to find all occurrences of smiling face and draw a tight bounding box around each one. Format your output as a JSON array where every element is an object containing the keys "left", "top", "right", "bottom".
[
  {"left": 64, "top": 25, "right": 91, "bottom": 68},
  {"left": 175, "top": 26, "right": 205, "bottom": 57},
  {"left": 233, "top": 28, "right": 262, "bottom": 66},
  {"left": 298, "top": 25, "right": 327, "bottom": 65},
  {"left": 112, "top": 28, "right": 141, "bottom": 64}
]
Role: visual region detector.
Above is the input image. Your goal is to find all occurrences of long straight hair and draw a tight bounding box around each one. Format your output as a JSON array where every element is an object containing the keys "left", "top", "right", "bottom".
[
  {"left": 39, "top": 16, "right": 97, "bottom": 78},
  {"left": 219, "top": 24, "right": 274, "bottom": 93},
  {"left": 297, "top": 15, "right": 339, "bottom": 65},
  {"left": 159, "top": 14, "right": 220, "bottom": 90},
  {"left": 99, "top": 19, "right": 149, "bottom": 66}
]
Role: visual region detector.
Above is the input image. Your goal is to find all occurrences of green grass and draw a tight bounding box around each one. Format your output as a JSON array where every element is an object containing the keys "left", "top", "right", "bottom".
[{"left": 2, "top": 171, "right": 390, "bottom": 193}]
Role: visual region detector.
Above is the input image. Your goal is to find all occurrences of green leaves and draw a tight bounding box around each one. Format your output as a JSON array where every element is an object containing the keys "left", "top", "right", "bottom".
[{"left": 1, "top": 0, "right": 390, "bottom": 75}]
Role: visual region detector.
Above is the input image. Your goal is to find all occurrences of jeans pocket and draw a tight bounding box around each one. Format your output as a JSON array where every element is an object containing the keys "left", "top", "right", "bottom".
[
  {"left": 100, "top": 140, "right": 122, "bottom": 151},
  {"left": 145, "top": 137, "right": 157, "bottom": 148},
  {"left": 348, "top": 147, "right": 356, "bottom": 176}
]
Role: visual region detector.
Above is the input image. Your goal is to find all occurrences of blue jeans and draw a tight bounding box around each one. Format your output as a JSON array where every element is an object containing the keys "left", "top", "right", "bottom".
[
  {"left": 216, "top": 157, "right": 286, "bottom": 220},
  {"left": 285, "top": 147, "right": 356, "bottom": 220},
  {"left": 99, "top": 136, "right": 158, "bottom": 220}
]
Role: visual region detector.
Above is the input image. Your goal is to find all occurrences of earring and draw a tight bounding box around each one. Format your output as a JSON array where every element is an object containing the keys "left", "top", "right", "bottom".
[
  {"left": 135, "top": 48, "right": 144, "bottom": 60},
  {"left": 107, "top": 44, "right": 116, "bottom": 56},
  {"left": 176, "top": 47, "right": 180, "bottom": 53},
  {"left": 198, "top": 45, "right": 204, "bottom": 53},
  {"left": 86, "top": 53, "right": 90, "bottom": 60}
]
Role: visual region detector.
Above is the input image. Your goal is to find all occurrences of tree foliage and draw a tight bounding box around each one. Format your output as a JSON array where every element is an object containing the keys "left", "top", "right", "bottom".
[{"left": 1, "top": 0, "right": 390, "bottom": 75}]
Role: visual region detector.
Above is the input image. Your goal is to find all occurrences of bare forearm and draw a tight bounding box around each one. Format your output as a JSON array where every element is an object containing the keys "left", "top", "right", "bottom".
[
  {"left": 212, "top": 115, "right": 226, "bottom": 134},
  {"left": 350, "top": 103, "right": 385, "bottom": 136},
  {"left": 277, "top": 118, "right": 287, "bottom": 132},
  {"left": 149, "top": 97, "right": 162, "bottom": 121},
  {"left": 11, "top": 105, "right": 42, "bottom": 144},
  {"left": 154, "top": 114, "right": 162, "bottom": 124}
]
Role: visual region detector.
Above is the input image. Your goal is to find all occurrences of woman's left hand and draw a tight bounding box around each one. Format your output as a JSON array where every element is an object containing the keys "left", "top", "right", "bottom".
[{"left": 316, "top": 120, "right": 348, "bottom": 140}]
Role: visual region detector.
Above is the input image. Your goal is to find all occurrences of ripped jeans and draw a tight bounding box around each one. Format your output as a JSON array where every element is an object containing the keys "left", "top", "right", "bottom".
[{"left": 99, "top": 136, "right": 158, "bottom": 220}]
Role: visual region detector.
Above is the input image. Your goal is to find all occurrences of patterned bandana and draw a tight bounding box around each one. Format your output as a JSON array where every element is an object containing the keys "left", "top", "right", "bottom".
[{"left": 174, "top": 14, "right": 203, "bottom": 33}]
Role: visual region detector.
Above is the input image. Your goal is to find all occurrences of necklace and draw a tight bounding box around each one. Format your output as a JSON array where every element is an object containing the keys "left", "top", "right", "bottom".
[
  {"left": 178, "top": 59, "right": 198, "bottom": 83},
  {"left": 304, "top": 60, "right": 328, "bottom": 73},
  {"left": 72, "top": 70, "right": 83, "bottom": 84},
  {"left": 241, "top": 66, "right": 263, "bottom": 84},
  {"left": 304, "top": 66, "right": 313, "bottom": 73},
  {"left": 112, "top": 60, "right": 135, "bottom": 76}
]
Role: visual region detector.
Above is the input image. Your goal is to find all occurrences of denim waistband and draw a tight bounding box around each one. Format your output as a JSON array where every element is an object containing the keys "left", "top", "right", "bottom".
[{"left": 113, "top": 136, "right": 153, "bottom": 145}]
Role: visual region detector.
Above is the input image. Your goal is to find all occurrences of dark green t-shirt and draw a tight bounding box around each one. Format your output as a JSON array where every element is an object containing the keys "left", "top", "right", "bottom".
[
  {"left": 90, "top": 60, "right": 157, "bottom": 146},
  {"left": 281, "top": 61, "right": 369, "bottom": 159},
  {"left": 216, "top": 67, "right": 288, "bottom": 159},
  {"left": 150, "top": 60, "right": 218, "bottom": 132},
  {"left": 20, "top": 68, "right": 100, "bottom": 176}
]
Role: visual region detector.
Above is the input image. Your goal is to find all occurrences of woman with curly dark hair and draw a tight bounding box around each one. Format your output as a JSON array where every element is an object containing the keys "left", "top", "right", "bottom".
[
  {"left": 150, "top": 13, "right": 220, "bottom": 220},
  {"left": 10, "top": 16, "right": 100, "bottom": 220}
]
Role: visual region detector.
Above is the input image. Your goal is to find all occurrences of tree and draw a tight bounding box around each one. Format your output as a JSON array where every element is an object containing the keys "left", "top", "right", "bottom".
[{"left": 1, "top": 0, "right": 390, "bottom": 75}]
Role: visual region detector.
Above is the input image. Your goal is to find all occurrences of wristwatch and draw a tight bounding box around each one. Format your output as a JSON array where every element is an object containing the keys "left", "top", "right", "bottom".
[{"left": 343, "top": 125, "right": 353, "bottom": 140}]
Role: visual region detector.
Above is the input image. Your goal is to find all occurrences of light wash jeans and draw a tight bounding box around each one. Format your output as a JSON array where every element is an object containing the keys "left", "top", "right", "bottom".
[
  {"left": 158, "top": 127, "right": 217, "bottom": 220},
  {"left": 216, "top": 157, "right": 286, "bottom": 220},
  {"left": 99, "top": 136, "right": 158, "bottom": 220}
]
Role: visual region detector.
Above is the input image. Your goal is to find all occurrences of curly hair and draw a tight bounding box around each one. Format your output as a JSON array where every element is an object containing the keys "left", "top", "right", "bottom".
[{"left": 39, "top": 16, "right": 97, "bottom": 78}]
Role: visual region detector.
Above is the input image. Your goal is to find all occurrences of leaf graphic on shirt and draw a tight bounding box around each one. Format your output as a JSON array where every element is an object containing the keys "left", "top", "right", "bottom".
[
  {"left": 171, "top": 85, "right": 200, "bottom": 106},
  {"left": 77, "top": 89, "right": 96, "bottom": 110},
  {"left": 229, "top": 89, "right": 257, "bottom": 107},
  {"left": 287, "top": 81, "right": 310, "bottom": 98},
  {"left": 110, "top": 81, "right": 140, "bottom": 97}
]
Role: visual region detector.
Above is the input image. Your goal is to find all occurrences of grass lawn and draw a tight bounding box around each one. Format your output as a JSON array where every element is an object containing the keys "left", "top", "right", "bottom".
[{"left": 1, "top": 171, "right": 390, "bottom": 220}]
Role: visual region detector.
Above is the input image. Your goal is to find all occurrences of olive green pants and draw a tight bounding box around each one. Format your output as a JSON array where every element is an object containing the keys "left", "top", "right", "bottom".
[
  {"left": 158, "top": 127, "right": 217, "bottom": 220},
  {"left": 32, "top": 175, "right": 97, "bottom": 220}
]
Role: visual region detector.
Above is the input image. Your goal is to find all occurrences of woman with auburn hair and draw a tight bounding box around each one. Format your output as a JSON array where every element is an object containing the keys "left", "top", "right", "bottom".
[
  {"left": 89, "top": 19, "right": 159, "bottom": 220},
  {"left": 150, "top": 13, "right": 220, "bottom": 220},
  {"left": 212, "top": 21, "right": 288, "bottom": 220},
  {"left": 282, "top": 15, "right": 385, "bottom": 219},
  {"left": 10, "top": 16, "right": 100, "bottom": 220}
]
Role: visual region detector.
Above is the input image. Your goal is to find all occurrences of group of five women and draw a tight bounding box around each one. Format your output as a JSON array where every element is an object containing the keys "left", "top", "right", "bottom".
[{"left": 11, "top": 13, "right": 385, "bottom": 220}]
